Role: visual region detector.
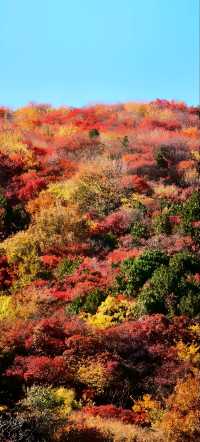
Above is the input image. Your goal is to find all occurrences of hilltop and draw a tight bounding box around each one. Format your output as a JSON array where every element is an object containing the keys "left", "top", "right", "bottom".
[{"left": 0, "top": 100, "right": 200, "bottom": 441}]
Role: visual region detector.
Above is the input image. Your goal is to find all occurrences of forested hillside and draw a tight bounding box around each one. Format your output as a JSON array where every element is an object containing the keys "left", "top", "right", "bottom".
[{"left": 0, "top": 99, "right": 200, "bottom": 441}]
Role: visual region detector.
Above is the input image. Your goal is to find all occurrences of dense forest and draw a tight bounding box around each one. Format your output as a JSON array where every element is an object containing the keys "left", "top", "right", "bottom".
[{"left": 0, "top": 99, "right": 200, "bottom": 441}]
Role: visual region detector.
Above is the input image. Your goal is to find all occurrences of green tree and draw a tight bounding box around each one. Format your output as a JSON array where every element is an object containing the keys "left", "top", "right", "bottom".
[{"left": 116, "top": 250, "right": 168, "bottom": 296}]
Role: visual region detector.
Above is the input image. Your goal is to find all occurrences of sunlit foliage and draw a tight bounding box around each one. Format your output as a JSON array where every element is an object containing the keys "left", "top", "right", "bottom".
[{"left": 0, "top": 100, "right": 199, "bottom": 441}]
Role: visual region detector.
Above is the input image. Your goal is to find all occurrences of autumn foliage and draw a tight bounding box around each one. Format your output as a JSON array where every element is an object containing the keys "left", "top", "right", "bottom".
[{"left": 0, "top": 100, "right": 200, "bottom": 441}]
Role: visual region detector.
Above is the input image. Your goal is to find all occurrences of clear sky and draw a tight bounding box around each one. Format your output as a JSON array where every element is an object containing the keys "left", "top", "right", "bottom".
[{"left": 0, "top": 0, "right": 199, "bottom": 108}]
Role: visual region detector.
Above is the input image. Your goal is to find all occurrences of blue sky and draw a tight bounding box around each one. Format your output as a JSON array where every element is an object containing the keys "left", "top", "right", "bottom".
[{"left": 0, "top": 0, "right": 199, "bottom": 108}]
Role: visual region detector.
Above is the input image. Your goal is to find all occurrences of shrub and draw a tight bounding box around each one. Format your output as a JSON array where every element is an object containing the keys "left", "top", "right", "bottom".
[
  {"left": 89, "top": 128, "right": 100, "bottom": 139},
  {"left": 116, "top": 250, "right": 168, "bottom": 296},
  {"left": 182, "top": 191, "right": 200, "bottom": 234},
  {"left": 0, "top": 130, "right": 29, "bottom": 157},
  {"left": 0, "top": 296, "right": 15, "bottom": 320},
  {"left": 133, "top": 394, "right": 161, "bottom": 424},
  {"left": 83, "top": 404, "right": 140, "bottom": 425},
  {"left": 102, "top": 232, "right": 118, "bottom": 249},
  {"left": 155, "top": 144, "right": 175, "bottom": 168},
  {"left": 69, "top": 160, "right": 123, "bottom": 216},
  {"left": 152, "top": 212, "right": 172, "bottom": 235},
  {"left": 87, "top": 295, "right": 135, "bottom": 328},
  {"left": 136, "top": 253, "right": 200, "bottom": 317},
  {"left": 150, "top": 265, "right": 179, "bottom": 295},
  {"left": 8, "top": 204, "right": 30, "bottom": 234},
  {"left": 129, "top": 198, "right": 148, "bottom": 214},
  {"left": 178, "top": 290, "right": 200, "bottom": 317},
  {"left": 31, "top": 205, "right": 89, "bottom": 252},
  {"left": 131, "top": 221, "right": 149, "bottom": 240},
  {"left": 169, "top": 251, "right": 200, "bottom": 275},
  {"left": 23, "top": 385, "right": 78, "bottom": 416},
  {"left": 155, "top": 149, "right": 168, "bottom": 168},
  {"left": 54, "top": 387, "right": 79, "bottom": 415},
  {"left": 0, "top": 255, "right": 13, "bottom": 291},
  {"left": 136, "top": 265, "right": 177, "bottom": 316},
  {"left": 0, "top": 190, "right": 29, "bottom": 238},
  {"left": 121, "top": 135, "right": 129, "bottom": 149},
  {"left": 55, "top": 257, "right": 82, "bottom": 280},
  {"left": 67, "top": 296, "right": 84, "bottom": 315},
  {"left": 176, "top": 341, "right": 200, "bottom": 364},
  {"left": 82, "top": 289, "right": 107, "bottom": 314},
  {"left": 68, "top": 289, "right": 106, "bottom": 315},
  {"left": 6, "top": 355, "right": 68, "bottom": 384},
  {"left": 168, "top": 201, "right": 183, "bottom": 216},
  {"left": 0, "top": 290, "right": 38, "bottom": 322},
  {"left": 0, "top": 413, "right": 54, "bottom": 442},
  {"left": 76, "top": 360, "right": 110, "bottom": 394},
  {"left": 3, "top": 230, "right": 41, "bottom": 288},
  {"left": 26, "top": 317, "right": 66, "bottom": 355},
  {"left": 136, "top": 287, "right": 166, "bottom": 316},
  {"left": 14, "top": 105, "right": 42, "bottom": 129},
  {"left": 24, "top": 385, "right": 60, "bottom": 411},
  {"left": 158, "top": 373, "right": 200, "bottom": 442}
]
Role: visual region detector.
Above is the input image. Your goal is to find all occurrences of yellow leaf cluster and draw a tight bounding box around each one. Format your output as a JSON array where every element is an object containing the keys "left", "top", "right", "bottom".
[
  {"left": 176, "top": 340, "right": 200, "bottom": 364},
  {"left": 133, "top": 394, "right": 160, "bottom": 413},
  {"left": 15, "top": 107, "right": 39, "bottom": 129},
  {"left": 189, "top": 324, "right": 200, "bottom": 337},
  {"left": 56, "top": 124, "right": 78, "bottom": 137},
  {"left": 54, "top": 387, "right": 77, "bottom": 416},
  {"left": 87, "top": 295, "right": 135, "bottom": 329},
  {"left": 0, "top": 130, "right": 27, "bottom": 154},
  {"left": 0, "top": 296, "right": 15, "bottom": 320},
  {"left": 191, "top": 150, "right": 200, "bottom": 161},
  {"left": 47, "top": 180, "right": 78, "bottom": 202},
  {"left": 77, "top": 361, "right": 108, "bottom": 393},
  {"left": 121, "top": 193, "right": 154, "bottom": 210},
  {"left": 157, "top": 373, "right": 200, "bottom": 441},
  {"left": 123, "top": 102, "right": 148, "bottom": 116}
]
